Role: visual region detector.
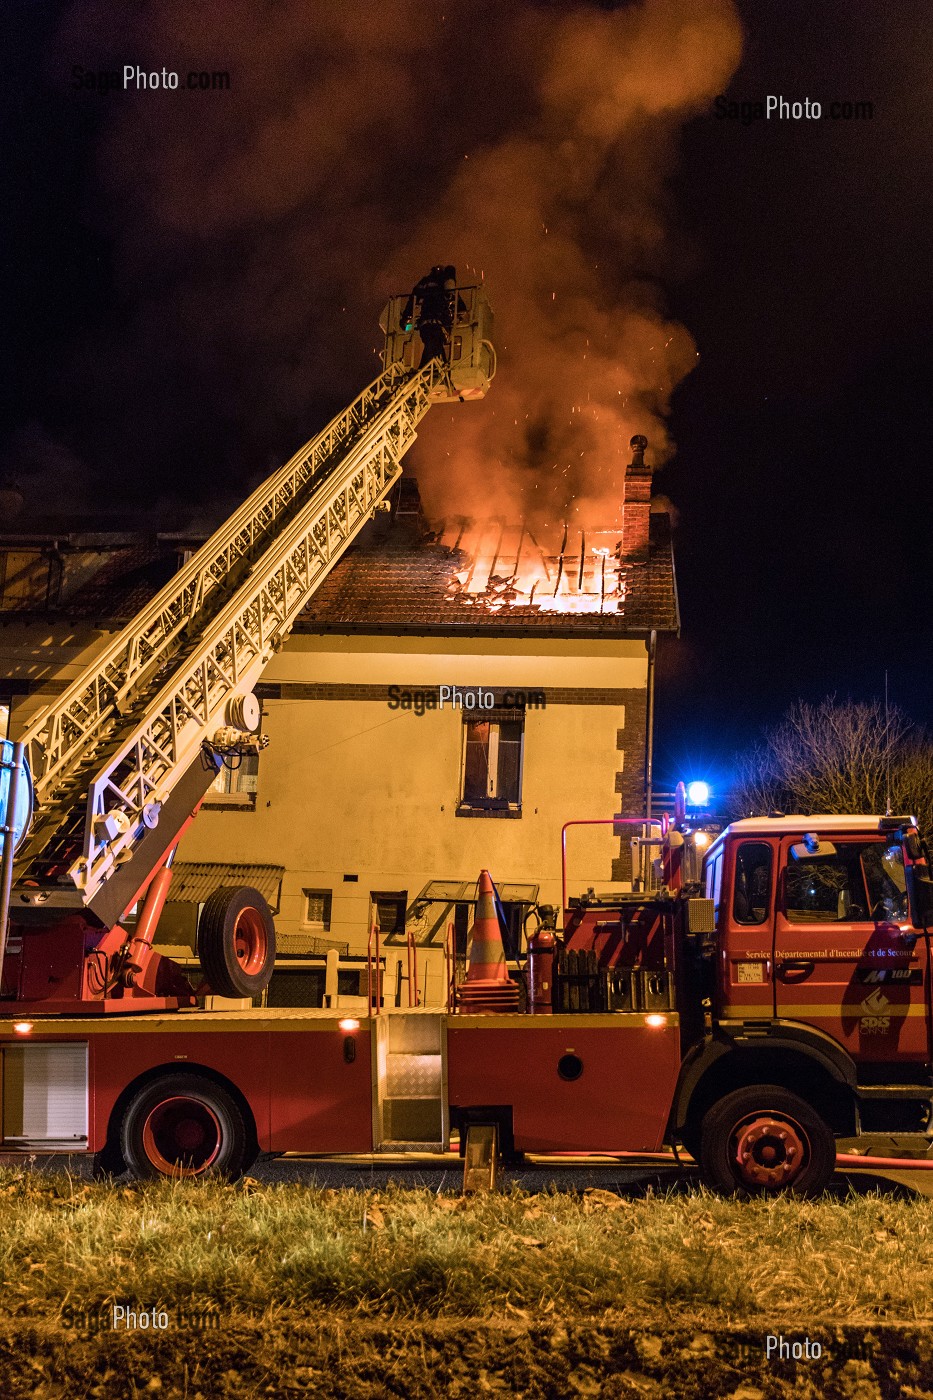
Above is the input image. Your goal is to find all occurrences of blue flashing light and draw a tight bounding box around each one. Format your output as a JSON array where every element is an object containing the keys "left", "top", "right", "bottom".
[{"left": 686, "top": 780, "right": 710, "bottom": 808}]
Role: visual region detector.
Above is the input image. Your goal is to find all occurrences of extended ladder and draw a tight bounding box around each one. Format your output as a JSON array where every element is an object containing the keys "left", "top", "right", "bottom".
[{"left": 13, "top": 287, "right": 493, "bottom": 923}]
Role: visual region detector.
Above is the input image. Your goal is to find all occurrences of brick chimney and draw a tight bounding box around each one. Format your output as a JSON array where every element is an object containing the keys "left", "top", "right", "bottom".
[{"left": 621, "top": 435, "right": 652, "bottom": 564}]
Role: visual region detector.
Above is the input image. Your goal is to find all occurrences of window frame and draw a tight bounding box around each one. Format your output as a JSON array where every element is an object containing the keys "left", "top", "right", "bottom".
[
  {"left": 780, "top": 838, "right": 902, "bottom": 925},
  {"left": 301, "top": 888, "right": 333, "bottom": 932},
  {"left": 731, "top": 841, "right": 775, "bottom": 927},
  {"left": 0, "top": 549, "right": 61, "bottom": 611},
  {"left": 370, "top": 890, "right": 408, "bottom": 941},
  {"left": 706, "top": 850, "right": 724, "bottom": 921},
  {"left": 203, "top": 750, "right": 260, "bottom": 809},
  {"left": 457, "top": 708, "right": 525, "bottom": 818}
]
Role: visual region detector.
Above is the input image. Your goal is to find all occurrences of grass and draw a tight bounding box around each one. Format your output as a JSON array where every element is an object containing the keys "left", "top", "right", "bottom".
[{"left": 0, "top": 1169, "right": 930, "bottom": 1329}]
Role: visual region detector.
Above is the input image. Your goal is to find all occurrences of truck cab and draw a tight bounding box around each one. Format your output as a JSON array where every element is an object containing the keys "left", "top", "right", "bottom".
[
  {"left": 705, "top": 816, "right": 926, "bottom": 1063},
  {"left": 667, "top": 813, "right": 933, "bottom": 1192}
]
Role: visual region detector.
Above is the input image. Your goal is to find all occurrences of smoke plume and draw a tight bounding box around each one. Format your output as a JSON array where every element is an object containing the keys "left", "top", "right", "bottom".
[{"left": 52, "top": 0, "right": 742, "bottom": 529}]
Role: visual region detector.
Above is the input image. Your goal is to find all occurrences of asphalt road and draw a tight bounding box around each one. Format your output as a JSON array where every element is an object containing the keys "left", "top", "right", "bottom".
[
  {"left": 251, "top": 1153, "right": 933, "bottom": 1199},
  {"left": 252, "top": 1152, "right": 695, "bottom": 1195},
  {"left": 7, "top": 1150, "right": 933, "bottom": 1198}
]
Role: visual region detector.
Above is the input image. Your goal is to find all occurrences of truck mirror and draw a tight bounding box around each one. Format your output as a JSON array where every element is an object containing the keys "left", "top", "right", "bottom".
[
  {"left": 901, "top": 831, "right": 933, "bottom": 930},
  {"left": 905, "top": 832, "right": 924, "bottom": 862},
  {"left": 906, "top": 867, "right": 933, "bottom": 931}
]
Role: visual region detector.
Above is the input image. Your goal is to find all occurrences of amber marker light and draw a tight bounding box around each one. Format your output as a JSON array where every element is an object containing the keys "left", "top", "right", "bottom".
[
  {"left": 338, "top": 1018, "right": 360, "bottom": 1032},
  {"left": 13, "top": 1022, "right": 33, "bottom": 1035},
  {"left": 645, "top": 1014, "right": 667, "bottom": 1028}
]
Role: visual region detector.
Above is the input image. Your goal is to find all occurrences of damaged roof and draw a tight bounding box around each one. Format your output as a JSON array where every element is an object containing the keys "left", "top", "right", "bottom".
[
  {"left": 296, "top": 510, "right": 679, "bottom": 637},
  {"left": 0, "top": 495, "right": 678, "bottom": 637}
]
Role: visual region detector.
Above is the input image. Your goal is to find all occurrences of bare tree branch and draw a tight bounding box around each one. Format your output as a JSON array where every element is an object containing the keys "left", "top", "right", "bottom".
[{"left": 729, "top": 697, "right": 933, "bottom": 834}]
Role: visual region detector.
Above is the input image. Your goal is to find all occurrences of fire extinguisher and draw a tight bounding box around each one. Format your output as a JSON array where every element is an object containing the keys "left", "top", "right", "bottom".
[{"left": 526, "top": 907, "right": 557, "bottom": 1014}]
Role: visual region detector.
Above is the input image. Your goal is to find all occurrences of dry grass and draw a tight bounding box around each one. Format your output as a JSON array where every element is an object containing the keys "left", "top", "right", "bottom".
[{"left": 0, "top": 1169, "right": 930, "bottom": 1328}]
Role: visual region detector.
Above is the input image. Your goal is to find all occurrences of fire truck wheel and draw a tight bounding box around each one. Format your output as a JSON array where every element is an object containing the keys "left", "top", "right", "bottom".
[
  {"left": 121, "top": 1074, "right": 247, "bottom": 1180},
  {"left": 699, "top": 1085, "right": 836, "bottom": 1198},
  {"left": 197, "top": 886, "right": 276, "bottom": 998},
  {"left": 91, "top": 1138, "right": 127, "bottom": 1180}
]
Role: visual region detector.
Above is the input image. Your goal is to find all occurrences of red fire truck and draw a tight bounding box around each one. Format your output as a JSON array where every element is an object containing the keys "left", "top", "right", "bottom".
[{"left": 2, "top": 287, "right": 933, "bottom": 1196}]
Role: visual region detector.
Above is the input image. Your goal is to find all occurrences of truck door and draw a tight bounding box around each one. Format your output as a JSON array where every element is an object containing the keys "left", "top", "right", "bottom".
[
  {"left": 773, "top": 837, "right": 930, "bottom": 1063},
  {"left": 717, "top": 839, "right": 778, "bottom": 1019}
]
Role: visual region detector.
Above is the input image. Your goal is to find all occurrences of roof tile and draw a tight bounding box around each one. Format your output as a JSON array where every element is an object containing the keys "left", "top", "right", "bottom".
[{"left": 298, "top": 511, "right": 678, "bottom": 636}]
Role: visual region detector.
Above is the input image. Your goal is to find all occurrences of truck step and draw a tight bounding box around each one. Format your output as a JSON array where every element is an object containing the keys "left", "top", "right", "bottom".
[
  {"left": 376, "top": 1141, "right": 447, "bottom": 1154},
  {"left": 837, "top": 1133, "right": 933, "bottom": 1159},
  {"left": 856, "top": 1085, "right": 933, "bottom": 1101}
]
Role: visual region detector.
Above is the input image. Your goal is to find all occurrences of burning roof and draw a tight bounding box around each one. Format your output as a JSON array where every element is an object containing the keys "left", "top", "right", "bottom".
[
  {"left": 0, "top": 485, "right": 678, "bottom": 636},
  {"left": 440, "top": 521, "right": 627, "bottom": 615},
  {"left": 298, "top": 506, "right": 678, "bottom": 637}
]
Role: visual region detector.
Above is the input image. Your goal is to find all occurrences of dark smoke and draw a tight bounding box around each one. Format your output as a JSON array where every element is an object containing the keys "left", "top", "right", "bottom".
[{"left": 50, "top": 0, "right": 742, "bottom": 529}]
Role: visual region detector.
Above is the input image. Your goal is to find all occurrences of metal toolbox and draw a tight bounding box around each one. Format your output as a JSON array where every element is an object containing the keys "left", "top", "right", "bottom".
[{"left": 638, "top": 969, "right": 674, "bottom": 1011}]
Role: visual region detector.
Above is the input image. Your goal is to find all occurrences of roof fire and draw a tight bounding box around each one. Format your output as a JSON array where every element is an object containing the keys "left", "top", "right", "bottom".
[{"left": 440, "top": 521, "right": 628, "bottom": 616}]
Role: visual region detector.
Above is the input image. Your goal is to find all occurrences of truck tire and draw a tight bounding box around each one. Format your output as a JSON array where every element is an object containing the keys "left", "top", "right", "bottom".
[
  {"left": 197, "top": 886, "right": 276, "bottom": 999},
  {"left": 699, "top": 1084, "right": 836, "bottom": 1198},
  {"left": 120, "top": 1074, "right": 247, "bottom": 1180}
]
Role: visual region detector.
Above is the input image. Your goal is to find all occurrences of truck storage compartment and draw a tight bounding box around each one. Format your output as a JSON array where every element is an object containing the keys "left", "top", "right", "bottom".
[{"left": 2, "top": 1043, "right": 88, "bottom": 1149}]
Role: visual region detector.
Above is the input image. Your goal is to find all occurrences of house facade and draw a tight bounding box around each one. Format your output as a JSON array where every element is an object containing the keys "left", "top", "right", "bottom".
[{"left": 0, "top": 459, "right": 678, "bottom": 1002}]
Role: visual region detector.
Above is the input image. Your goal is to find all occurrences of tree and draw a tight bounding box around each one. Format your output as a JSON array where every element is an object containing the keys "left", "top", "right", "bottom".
[{"left": 729, "top": 696, "right": 933, "bottom": 836}]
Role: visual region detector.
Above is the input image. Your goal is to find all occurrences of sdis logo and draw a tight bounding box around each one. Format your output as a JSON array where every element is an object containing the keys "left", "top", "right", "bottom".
[{"left": 860, "top": 987, "right": 890, "bottom": 1033}]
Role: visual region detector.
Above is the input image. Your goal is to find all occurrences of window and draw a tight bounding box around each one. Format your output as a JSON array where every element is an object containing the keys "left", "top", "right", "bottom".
[
  {"left": 302, "top": 889, "right": 332, "bottom": 931},
  {"left": 459, "top": 711, "right": 523, "bottom": 814},
  {"left": 453, "top": 901, "right": 471, "bottom": 959},
  {"left": 0, "top": 703, "right": 9, "bottom": 741},
  {"left": 785, "top": 841, "right": 908, "bottom": 923},
  {"left": 206, "top": 751, "right": 259, "bottom": 805},
  {"left": 733, "top": 843, "right": 773, "bottom": 926},
  {"left": 0, "top": 551, "right": 60, "bottom": 610},
  {"left": 497, "top": 901, "right": 525, "bottom": 961},
  {"left": 862, "top": 843, "right": 909, "bottom": 921},
  {"left": 706, "top": 851, "right": 724, "bottom": 920},
  {"left": 266, "top": 969, "right": 326, "bottom": 1009},
  {"left": 371, "top": 891, "right": 407, "bottom": 938}
]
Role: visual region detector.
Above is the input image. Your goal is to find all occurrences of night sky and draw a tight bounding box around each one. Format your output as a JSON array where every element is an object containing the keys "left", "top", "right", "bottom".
[
  {"left": 659, "top": 0, "right": 933, "bottom": 793},
  {"left": 3, "top": 1, "right": 932, "bottom": 798}
]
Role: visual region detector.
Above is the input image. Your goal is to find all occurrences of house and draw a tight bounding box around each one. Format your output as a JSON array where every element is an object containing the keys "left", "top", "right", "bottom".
[{"left": 0, "top": 450, "right": 678, "bottom": 1004}]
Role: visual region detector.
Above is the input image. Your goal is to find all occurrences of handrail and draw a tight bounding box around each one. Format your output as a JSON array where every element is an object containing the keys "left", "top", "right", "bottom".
[
  {"left": 405, "top": 923, "right": 419, "bottom": 1008},
  {"left": 367, "top": 911, "right": 382, "bottom": 1014},
  {"left": 560, "top": 816, "right": 663, "bottom": 922},
  {"left": 445, "top": 921, "right": 455, "bottom": 1013},
  {"left": 0, "top": 741, "right": 25, "bottom": 995}
]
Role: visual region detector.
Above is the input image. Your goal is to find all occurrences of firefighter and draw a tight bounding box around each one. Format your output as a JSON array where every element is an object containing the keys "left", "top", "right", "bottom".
[{"left": 401, "top": 265, "right": 458, "bottom": 367}]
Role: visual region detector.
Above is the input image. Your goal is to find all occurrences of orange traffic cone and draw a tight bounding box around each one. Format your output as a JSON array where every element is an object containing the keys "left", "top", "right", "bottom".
[{"left": 456, "top": 870, "right": 520, "bottom": 1014}]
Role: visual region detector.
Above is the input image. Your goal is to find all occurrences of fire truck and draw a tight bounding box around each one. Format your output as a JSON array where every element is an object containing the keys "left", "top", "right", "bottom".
[{"left": 2, "top": 286, "right": 933, "bottom": 1196}]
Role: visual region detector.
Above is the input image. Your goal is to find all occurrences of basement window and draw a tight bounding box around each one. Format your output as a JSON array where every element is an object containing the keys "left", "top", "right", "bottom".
[
  {"left": 458, "top": 711, "right": 523, "bottom": 817},
  {"left": 371, "top": 891, "right": 407, "bottom": 939},
  {"left": 302, "top": 889, "right": 333, "bottom": 931}
]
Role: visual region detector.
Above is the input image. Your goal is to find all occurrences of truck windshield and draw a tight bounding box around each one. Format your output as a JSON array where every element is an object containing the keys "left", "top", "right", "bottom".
[{"left": 784, "top": 841, "right": 908, "bottom": 923}]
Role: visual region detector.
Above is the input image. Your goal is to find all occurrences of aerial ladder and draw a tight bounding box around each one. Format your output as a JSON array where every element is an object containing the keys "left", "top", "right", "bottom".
[{"left": 0, "top": 283, "right": 495, "bottom": 1014}]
